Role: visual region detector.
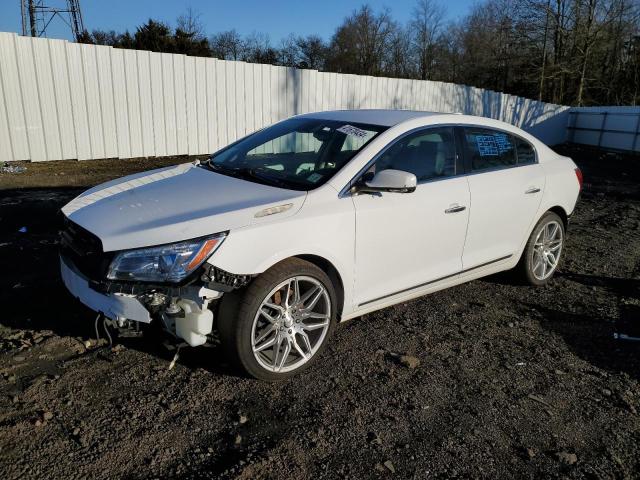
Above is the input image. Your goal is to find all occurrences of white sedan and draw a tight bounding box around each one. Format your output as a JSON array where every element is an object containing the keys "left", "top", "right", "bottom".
[{"left": 60, "top": 110, "right": 582, "bottom": 380}]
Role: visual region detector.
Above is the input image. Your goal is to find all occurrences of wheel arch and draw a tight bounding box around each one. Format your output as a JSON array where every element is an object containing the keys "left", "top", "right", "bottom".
[
  {"left": 216, "top": 253, "right": 347, "bottom": 321},
  {"left": 294, "top": 254, "right": 345, "bottom": 320},
  {"left": 547, "top": 205, "right": 569, "bottom": 231},
  {"left": 516, "top": 205, "right": 569, "bottom": 265}
]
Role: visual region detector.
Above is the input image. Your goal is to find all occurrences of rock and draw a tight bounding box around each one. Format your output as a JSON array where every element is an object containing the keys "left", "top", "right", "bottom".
[
  {"left": 399, "top": 355, "right": 420, "bottom": 369},
  {"left": 367, "top": 431, "right": 382, "bottom": 445},
  {"left": 555, "top": 451, "right": 577, "bottom": 465},
  {"left": 383, "top": 460, "right": 396, "bottom": 473}
]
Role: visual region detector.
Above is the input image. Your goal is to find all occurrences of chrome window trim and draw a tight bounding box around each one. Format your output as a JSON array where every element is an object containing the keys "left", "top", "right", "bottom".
[{"left": 339, "top": 122, "right": 539, "bottom": 197}]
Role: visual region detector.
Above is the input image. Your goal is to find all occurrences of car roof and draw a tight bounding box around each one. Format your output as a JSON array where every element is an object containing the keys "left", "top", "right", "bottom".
[{"left": 299, "top": 109, "right": 444, "bottom": 127}]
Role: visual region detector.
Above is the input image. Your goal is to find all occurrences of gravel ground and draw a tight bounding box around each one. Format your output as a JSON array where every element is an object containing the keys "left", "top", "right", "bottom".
[{"left": 0, "top": 146, "right": 639, "bottom": 479}]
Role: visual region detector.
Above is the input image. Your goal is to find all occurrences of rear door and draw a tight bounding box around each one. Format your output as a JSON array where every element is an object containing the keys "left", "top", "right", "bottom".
[{"left": 459, "top": 127, "right": 545, "bottom": 269}]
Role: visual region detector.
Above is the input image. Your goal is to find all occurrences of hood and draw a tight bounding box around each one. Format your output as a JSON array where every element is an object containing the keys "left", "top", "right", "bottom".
[{"left": 62, "top": 162, "right": 306, "bottom": 252}]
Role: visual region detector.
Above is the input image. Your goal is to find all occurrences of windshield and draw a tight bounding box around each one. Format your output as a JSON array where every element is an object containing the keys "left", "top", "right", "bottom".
[{"left": 205, "top": 118, "right": 386, "bottom": 190}]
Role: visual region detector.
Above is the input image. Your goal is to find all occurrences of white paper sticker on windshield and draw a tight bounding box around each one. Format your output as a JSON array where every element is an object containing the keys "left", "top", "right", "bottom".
[{"left": 337, "top": 124, "right": 368, "bottom": 138}]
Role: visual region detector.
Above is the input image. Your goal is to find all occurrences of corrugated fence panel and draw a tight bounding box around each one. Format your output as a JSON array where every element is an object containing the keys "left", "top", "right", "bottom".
[
  {"left": 0, "top": 32, "right": 574, "bottom": 162},
  {"left": 96, "top": 44, "right": 118, "bottom": 159},
  {"left": 0, "top": 66, "right": 12, "bottom": 162},
  {"left": 125, "top": 49, "right": 143, "bottom": 158},
  {"left": 161, "top": 53, "right": 177, "bottom": 156},
  {"left": 214, "top": 59, "right": 228, "bottom": 149},
  {"left": 205, "top": 58, "right": 217, "bottom": 153},
  {"left": 65, "top": 42, "right": 90, "bottom": 160},
  {"left": 32, "top": 37, "right": 62, "bottom": 161},
  {"left": 111, "top": 48, "right": 131, "bottom": 159},
  {"left": 48, "top": 39, "right": 76, "bottom": 160},
  {"left": 149, "top": 52, "right": 167, "bottom": 158},
  {"left": 173, "top": 54, "right": 187, "bottom": 156},
  {"left": 81, "top": 43, "right": 105, "bottom": 159},
  {"left": 137, "top": 50, "right": 155, "bottom": 157},
  {"left": 15, "top": 36, "right": 46, "bottom": 161}
]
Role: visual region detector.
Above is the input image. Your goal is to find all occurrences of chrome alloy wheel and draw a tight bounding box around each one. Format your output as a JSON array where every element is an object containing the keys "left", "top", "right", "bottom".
[
  {"left": 251, "top": 276, "right": 331, "bottom": 373},
  {"left": 531, "top": 220, "right": 563, "bottom": 281}
]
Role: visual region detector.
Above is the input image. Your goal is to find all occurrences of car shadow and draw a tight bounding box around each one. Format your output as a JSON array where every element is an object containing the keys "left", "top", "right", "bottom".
[{"left": 528, "top": 271, "right": 640, "bottom": 381}]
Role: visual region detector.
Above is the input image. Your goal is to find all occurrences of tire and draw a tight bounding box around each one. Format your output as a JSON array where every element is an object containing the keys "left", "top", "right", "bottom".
[
  {"left": 517, "top": 211, "right": 565, "bottom": 286},
  {"left": 217, "top": 258, "right": 337, "bottom": 381}
]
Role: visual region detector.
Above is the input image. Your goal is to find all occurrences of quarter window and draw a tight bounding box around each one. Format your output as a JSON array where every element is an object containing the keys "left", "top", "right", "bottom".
[
  {"left": 369, "top": 127, "right": 457, "bottom": 182},
  {"left": 515, "top": 138, "right": 536, "bottom": 165},
  {"left": 464, "top": 128, "right": 517, "bottom": 171}
]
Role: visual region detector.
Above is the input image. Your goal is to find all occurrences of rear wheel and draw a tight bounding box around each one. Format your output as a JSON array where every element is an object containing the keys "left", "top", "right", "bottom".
[
  {"left": 518, "top": 211, "right": 565, "bottom": 286},
  {"left": 218, "top": 258, "right": 337, "bottom": 381}
]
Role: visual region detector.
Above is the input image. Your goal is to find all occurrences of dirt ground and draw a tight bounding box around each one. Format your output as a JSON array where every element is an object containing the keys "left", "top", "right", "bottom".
[{"left": 0, "top": 146, "right": 639, "bottom": 479}]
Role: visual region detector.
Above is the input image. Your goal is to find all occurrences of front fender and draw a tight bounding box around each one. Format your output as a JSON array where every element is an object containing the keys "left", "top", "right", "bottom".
[{"left": 206, "top": 195, "right": 357, "bottom": 316}]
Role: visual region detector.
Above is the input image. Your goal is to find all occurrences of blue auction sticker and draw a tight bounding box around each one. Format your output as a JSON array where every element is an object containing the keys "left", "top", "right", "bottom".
[{"left": 476, "top": 135, "right": 498, "bottom": 156}]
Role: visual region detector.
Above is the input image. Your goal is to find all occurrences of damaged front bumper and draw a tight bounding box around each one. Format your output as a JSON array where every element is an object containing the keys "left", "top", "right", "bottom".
[
  {"left": 60, "top": 255, "right": 152, "bottom": 323},
  {"left": 58, "top": 216, "right": 255, "bottom": 347},
  {"left": 60, "top": 255, "right": 226, "bottom": 347}
]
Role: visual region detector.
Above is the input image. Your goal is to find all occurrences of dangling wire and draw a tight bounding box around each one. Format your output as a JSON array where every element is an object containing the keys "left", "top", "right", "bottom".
[
  {"left": 94, "top": 313, "right": 102, "bottom": 341},
  {"left": 93, "top": 313, "right": 113, "bottom": 348}
]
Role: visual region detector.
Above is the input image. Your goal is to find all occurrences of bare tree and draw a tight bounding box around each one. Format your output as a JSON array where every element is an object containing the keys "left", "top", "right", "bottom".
[
  {"left": 210, "top": 29, "right": 246, "bottom": 60},
  {"left": 327, "top": 5, "right": 396, "bottom": 76},
  {"left": 410, "top": 0, "right": 446, "bottom": 80},
  {"left": 176, "top": 7, "right": 205, "bottom": 40}
]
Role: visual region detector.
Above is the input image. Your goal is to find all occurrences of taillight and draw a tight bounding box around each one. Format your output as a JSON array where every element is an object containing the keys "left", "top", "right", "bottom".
[{"left": 575, "top": 168, "right": 583, "bottom": 190}]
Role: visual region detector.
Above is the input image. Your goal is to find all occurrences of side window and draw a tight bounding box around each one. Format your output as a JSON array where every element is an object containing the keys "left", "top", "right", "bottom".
[
  {"left": 515, "top": 138, "right": 536, "bottom": 165},
  {"left": 370, "top": 127, "right": 457, "bottom": 182},
  {"left": 464, "top": 128, "right": 516, "bottom": 171}
]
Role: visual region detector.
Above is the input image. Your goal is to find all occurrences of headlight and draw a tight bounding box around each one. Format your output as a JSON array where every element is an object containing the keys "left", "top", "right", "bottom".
[{"left": 106, "top": 233, "right": 226, "bottom": 283}]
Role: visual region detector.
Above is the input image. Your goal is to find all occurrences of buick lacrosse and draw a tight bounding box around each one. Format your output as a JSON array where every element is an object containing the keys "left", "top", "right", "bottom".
[{"left": 60, "top": 110, "right": 581, "bottom": 380}]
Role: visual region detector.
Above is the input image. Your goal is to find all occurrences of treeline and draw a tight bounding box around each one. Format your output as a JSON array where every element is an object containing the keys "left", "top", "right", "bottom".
[{"left": 78, "top": 0, "right": 640, "bottom": 106}]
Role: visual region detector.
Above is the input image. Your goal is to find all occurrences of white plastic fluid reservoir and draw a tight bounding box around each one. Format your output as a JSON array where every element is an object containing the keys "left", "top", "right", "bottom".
[{"left": 175, "top": 299, "right": 213, "bottom": 347}]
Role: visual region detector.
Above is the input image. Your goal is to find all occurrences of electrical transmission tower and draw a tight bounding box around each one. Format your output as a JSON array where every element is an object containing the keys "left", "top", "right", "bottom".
[{"left": 20, "top": 0, "right": 85, "bottom": 41}]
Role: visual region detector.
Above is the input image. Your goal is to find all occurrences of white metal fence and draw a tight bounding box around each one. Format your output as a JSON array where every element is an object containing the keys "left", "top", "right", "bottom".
[
  {"left": 0, "top": 32, "right": 570, "bottom": 163},
  {"left": 568, "top": 106, "right": 640, "bottom": 153}
]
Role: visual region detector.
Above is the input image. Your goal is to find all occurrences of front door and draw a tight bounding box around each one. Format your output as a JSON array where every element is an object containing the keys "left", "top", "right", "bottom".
[{"left": 352, "top": 127, "right": 471, "bottom": 307}]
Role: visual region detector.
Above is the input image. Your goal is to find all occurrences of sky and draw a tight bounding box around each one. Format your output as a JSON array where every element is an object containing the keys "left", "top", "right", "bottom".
[{"left": 0, "top": 0, "right": 474, "bottom": 43}]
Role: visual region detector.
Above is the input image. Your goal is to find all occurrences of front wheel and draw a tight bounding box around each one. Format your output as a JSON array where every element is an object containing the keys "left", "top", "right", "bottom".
[
  {"left": 217, "top": 258, "right": 337, "bottom": 381},
  {"left": 518, "top": 211, "right": 565, "bottom": 286}
]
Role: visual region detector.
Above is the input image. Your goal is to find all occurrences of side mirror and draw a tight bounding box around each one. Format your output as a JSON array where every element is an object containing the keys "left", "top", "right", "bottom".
[{"left": 354, "top": 169, "right": 417, "bottom": 194}]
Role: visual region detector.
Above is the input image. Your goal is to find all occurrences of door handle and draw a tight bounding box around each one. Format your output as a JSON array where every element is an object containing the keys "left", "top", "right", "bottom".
[
  {"left": 525, "top": 187, "right": 541, "bottom": 194},
  {"left": 445, "top": 205, "right": 466, "bottom": 214}
]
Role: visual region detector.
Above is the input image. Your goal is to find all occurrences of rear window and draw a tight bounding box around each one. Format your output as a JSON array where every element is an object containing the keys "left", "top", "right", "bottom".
[{"left": 464, "top": 128, "right": 517, "bottom": 171}]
